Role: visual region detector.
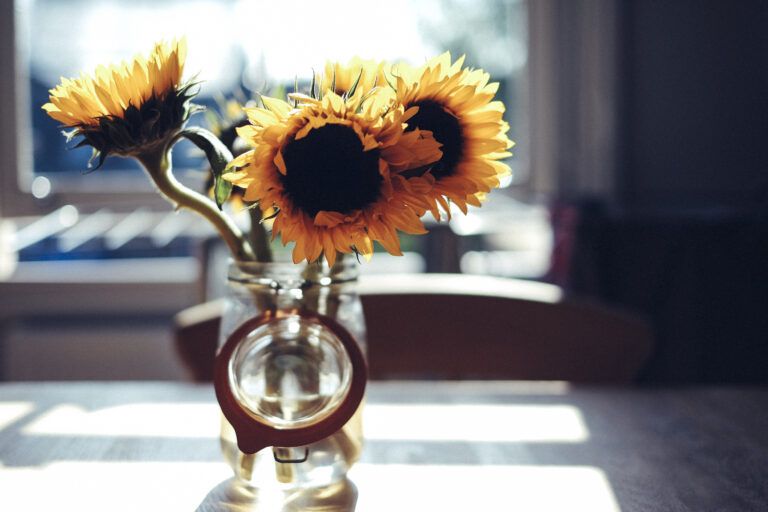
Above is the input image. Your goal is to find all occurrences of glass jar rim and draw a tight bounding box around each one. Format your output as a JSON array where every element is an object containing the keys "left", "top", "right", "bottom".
[{"left": 227, "top": 257, "right": 359, "bottom": 288}]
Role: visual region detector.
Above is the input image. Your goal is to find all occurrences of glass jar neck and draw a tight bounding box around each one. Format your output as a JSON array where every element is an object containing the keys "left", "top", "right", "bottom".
[{"left": 227, "top": 255, "right": 360, "bottom": 290}]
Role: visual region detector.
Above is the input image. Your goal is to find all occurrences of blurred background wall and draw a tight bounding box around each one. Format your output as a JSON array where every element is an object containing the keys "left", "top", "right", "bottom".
[
  {"left": 1, "top": 0, "right": 766, "bottom": 383},
  {"left": 545, "top": 0, "right": 768, "bottom": 383}
]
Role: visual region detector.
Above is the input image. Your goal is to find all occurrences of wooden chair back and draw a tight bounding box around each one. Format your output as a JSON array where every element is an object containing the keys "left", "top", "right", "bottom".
[{"left": 358, "top": 274, "right": 653, "bottom": 382}]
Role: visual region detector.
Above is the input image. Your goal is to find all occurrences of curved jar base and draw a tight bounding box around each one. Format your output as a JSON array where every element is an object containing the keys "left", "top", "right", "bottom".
[
  {"left": 198, "top": 475, "right": 358, "bottom": 512},
  {"left": 220, "top": 407, "right": 363, "bottom": 490}
]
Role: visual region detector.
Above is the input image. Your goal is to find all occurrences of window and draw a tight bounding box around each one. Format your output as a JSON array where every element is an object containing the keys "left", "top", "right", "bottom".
[
  {"left": 3, "top": 0, "right": 544, "bottom": 277},
  {"left": 10, "top": 0, "right": 527, "bottom": 209}
]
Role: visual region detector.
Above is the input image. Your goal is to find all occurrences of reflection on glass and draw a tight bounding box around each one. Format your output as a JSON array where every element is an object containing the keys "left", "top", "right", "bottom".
[{"left": 230, "top": 316, "right": 353, "bottom": 429}]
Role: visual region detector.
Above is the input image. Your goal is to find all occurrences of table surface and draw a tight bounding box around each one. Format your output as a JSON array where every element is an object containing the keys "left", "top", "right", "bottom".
[{"left": 0, "top": 381, "right": 766, "bottom": 512}]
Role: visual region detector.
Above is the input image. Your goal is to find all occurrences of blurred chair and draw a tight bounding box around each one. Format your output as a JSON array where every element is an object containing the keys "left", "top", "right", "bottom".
[
  {"left": 174, "top": 300, "right": 223, "bottom": 382},
  {"left": 174, "top": 274, "right": 653, "bottom": 383}
]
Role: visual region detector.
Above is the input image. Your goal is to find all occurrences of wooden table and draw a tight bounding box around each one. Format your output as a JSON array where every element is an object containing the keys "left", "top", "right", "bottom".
[{"left": 0, "top": 381, "right": 766, "bottom": 511}]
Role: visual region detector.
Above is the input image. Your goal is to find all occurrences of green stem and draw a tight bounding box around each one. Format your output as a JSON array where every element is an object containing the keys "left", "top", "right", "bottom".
[
  {"left": 248, "top": 207, "right": 273, "bottom": 262},
  {"left": 137, "top": 145, "right": 255, "bottom": 261}
]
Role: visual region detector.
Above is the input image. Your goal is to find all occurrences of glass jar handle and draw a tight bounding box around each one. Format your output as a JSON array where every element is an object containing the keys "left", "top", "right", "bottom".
[{"left": 214, "top": 308, "right": 368, "bottom": 455}]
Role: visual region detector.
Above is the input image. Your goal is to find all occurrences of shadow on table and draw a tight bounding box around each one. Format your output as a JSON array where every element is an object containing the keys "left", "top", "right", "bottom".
[{"left": 196, "top": 476, "right": 358, "bottom": 512}]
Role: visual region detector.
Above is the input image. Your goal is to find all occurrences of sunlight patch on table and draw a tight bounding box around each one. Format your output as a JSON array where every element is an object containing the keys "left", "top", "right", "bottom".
[
  {"left": 364, "top": 404, "right": 589, "bottom": 442},
  {"left": 0, "top": 402, "right": 34, "bottom": 431},
  {"left": 23, "top": 403, "right": 221, "bottom": 437},
  {"left": 374, "top": 380, "right": 573, "bottom": 396},
  {"left": 0, "top": 461, "right": 229, "bottom": 512},
  {"left": 21, "top": 402, "right": 587, "bottom": 444},
  {"left": 351, "top": 464, "right": 622, "bottom": 512},
  {"left": 0, "top": 462, "right": 622, "bottom": 512}
]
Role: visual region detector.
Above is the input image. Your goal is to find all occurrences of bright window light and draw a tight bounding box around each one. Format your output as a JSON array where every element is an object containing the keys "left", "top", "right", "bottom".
[{"left": 23, "top": 0, "right": 526, "bottom": 181}]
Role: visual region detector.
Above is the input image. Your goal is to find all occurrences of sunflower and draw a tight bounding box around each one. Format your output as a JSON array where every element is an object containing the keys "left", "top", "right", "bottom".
[
  {"left": 42, "top": 38, "right": 196, "bottom": 167},
  {"left": 392, "top": 53, "right": 514, "bottom": 219},
  {"left": 319, "top": 57, "right": 390, "bottom": 97},
  {"left": 224, "top": 90, "right": 442, "bottom": 266}
]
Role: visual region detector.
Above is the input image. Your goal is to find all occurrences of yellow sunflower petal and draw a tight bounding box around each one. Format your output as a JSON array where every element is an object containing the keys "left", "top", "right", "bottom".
[
  {"left": 42, "top": 39, "right": 191, "bottom": 158},
  {"left": 226, "top": 79, "right": 437, "bottom": 266}
]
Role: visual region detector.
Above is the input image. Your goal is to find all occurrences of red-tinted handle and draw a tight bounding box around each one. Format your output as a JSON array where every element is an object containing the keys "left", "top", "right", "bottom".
[{"left": 214, "top": 308, "right": 367, "bottom": 455}]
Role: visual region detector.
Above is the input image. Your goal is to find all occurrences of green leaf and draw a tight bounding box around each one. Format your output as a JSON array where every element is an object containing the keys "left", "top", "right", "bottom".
[
  {"left": 346, "top": 67, "right": 364, "bottom": 99},
  {"left": 62, "top": 128, "right": 79, "bottom": 143},
  {"left": 260, "top": 207, "right": 280, "bottom": 222},
  {"left": 350, "top": 245, "right": 363, "bottom": 264},
  {"left": 271, "top": 84, "right": 287, "bottom": 103},
  {"left": 357, "top": 87, "right": 380, "bottom": 114},
  {"left": 214, "top": 174, "right": 234, "bottom": 208},
  {"left": 310, "top": 68, "right": 317, "bottom": 100},
  {"left": 87, "top": 147, "right": 102, "bottom": 170},
  {"left": 255, "top": 92, "right": 267, "bottom": 110},
  {"left": 180, "top": 127, "right": 235, "bottom": 210},
  {"left": 384, "top": 71, "right": 398, "bottom": 91}
]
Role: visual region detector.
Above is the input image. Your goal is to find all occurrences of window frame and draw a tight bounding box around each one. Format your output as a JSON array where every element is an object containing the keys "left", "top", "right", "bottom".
[{"left": 0, "top": 1, "right": 170, "bottom": 217}]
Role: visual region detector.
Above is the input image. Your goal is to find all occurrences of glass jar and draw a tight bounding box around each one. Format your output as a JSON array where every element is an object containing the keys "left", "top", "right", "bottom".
[{"left": 217, "top": 256, "right": 367, "bottom": 496}]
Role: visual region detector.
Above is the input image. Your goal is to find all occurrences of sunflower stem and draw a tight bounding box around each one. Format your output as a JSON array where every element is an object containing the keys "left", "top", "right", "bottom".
[
  {"left": 137, "top": 143, "right": 255, "bottom": 261},
  {"left": 301, "top": 259, "right": 325, "bottom": 315},
  {"left": 247, "top": 207, "right": 273, "bottom": 262}
]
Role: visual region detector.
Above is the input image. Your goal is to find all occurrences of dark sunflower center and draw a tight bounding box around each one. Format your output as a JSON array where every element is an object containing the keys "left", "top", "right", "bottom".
[
  {"left": 281, "top": 123, "right": 382, "bottom": 217},
  {"left": 405, "top": 100, "right": 464, "bottom": 179}
]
